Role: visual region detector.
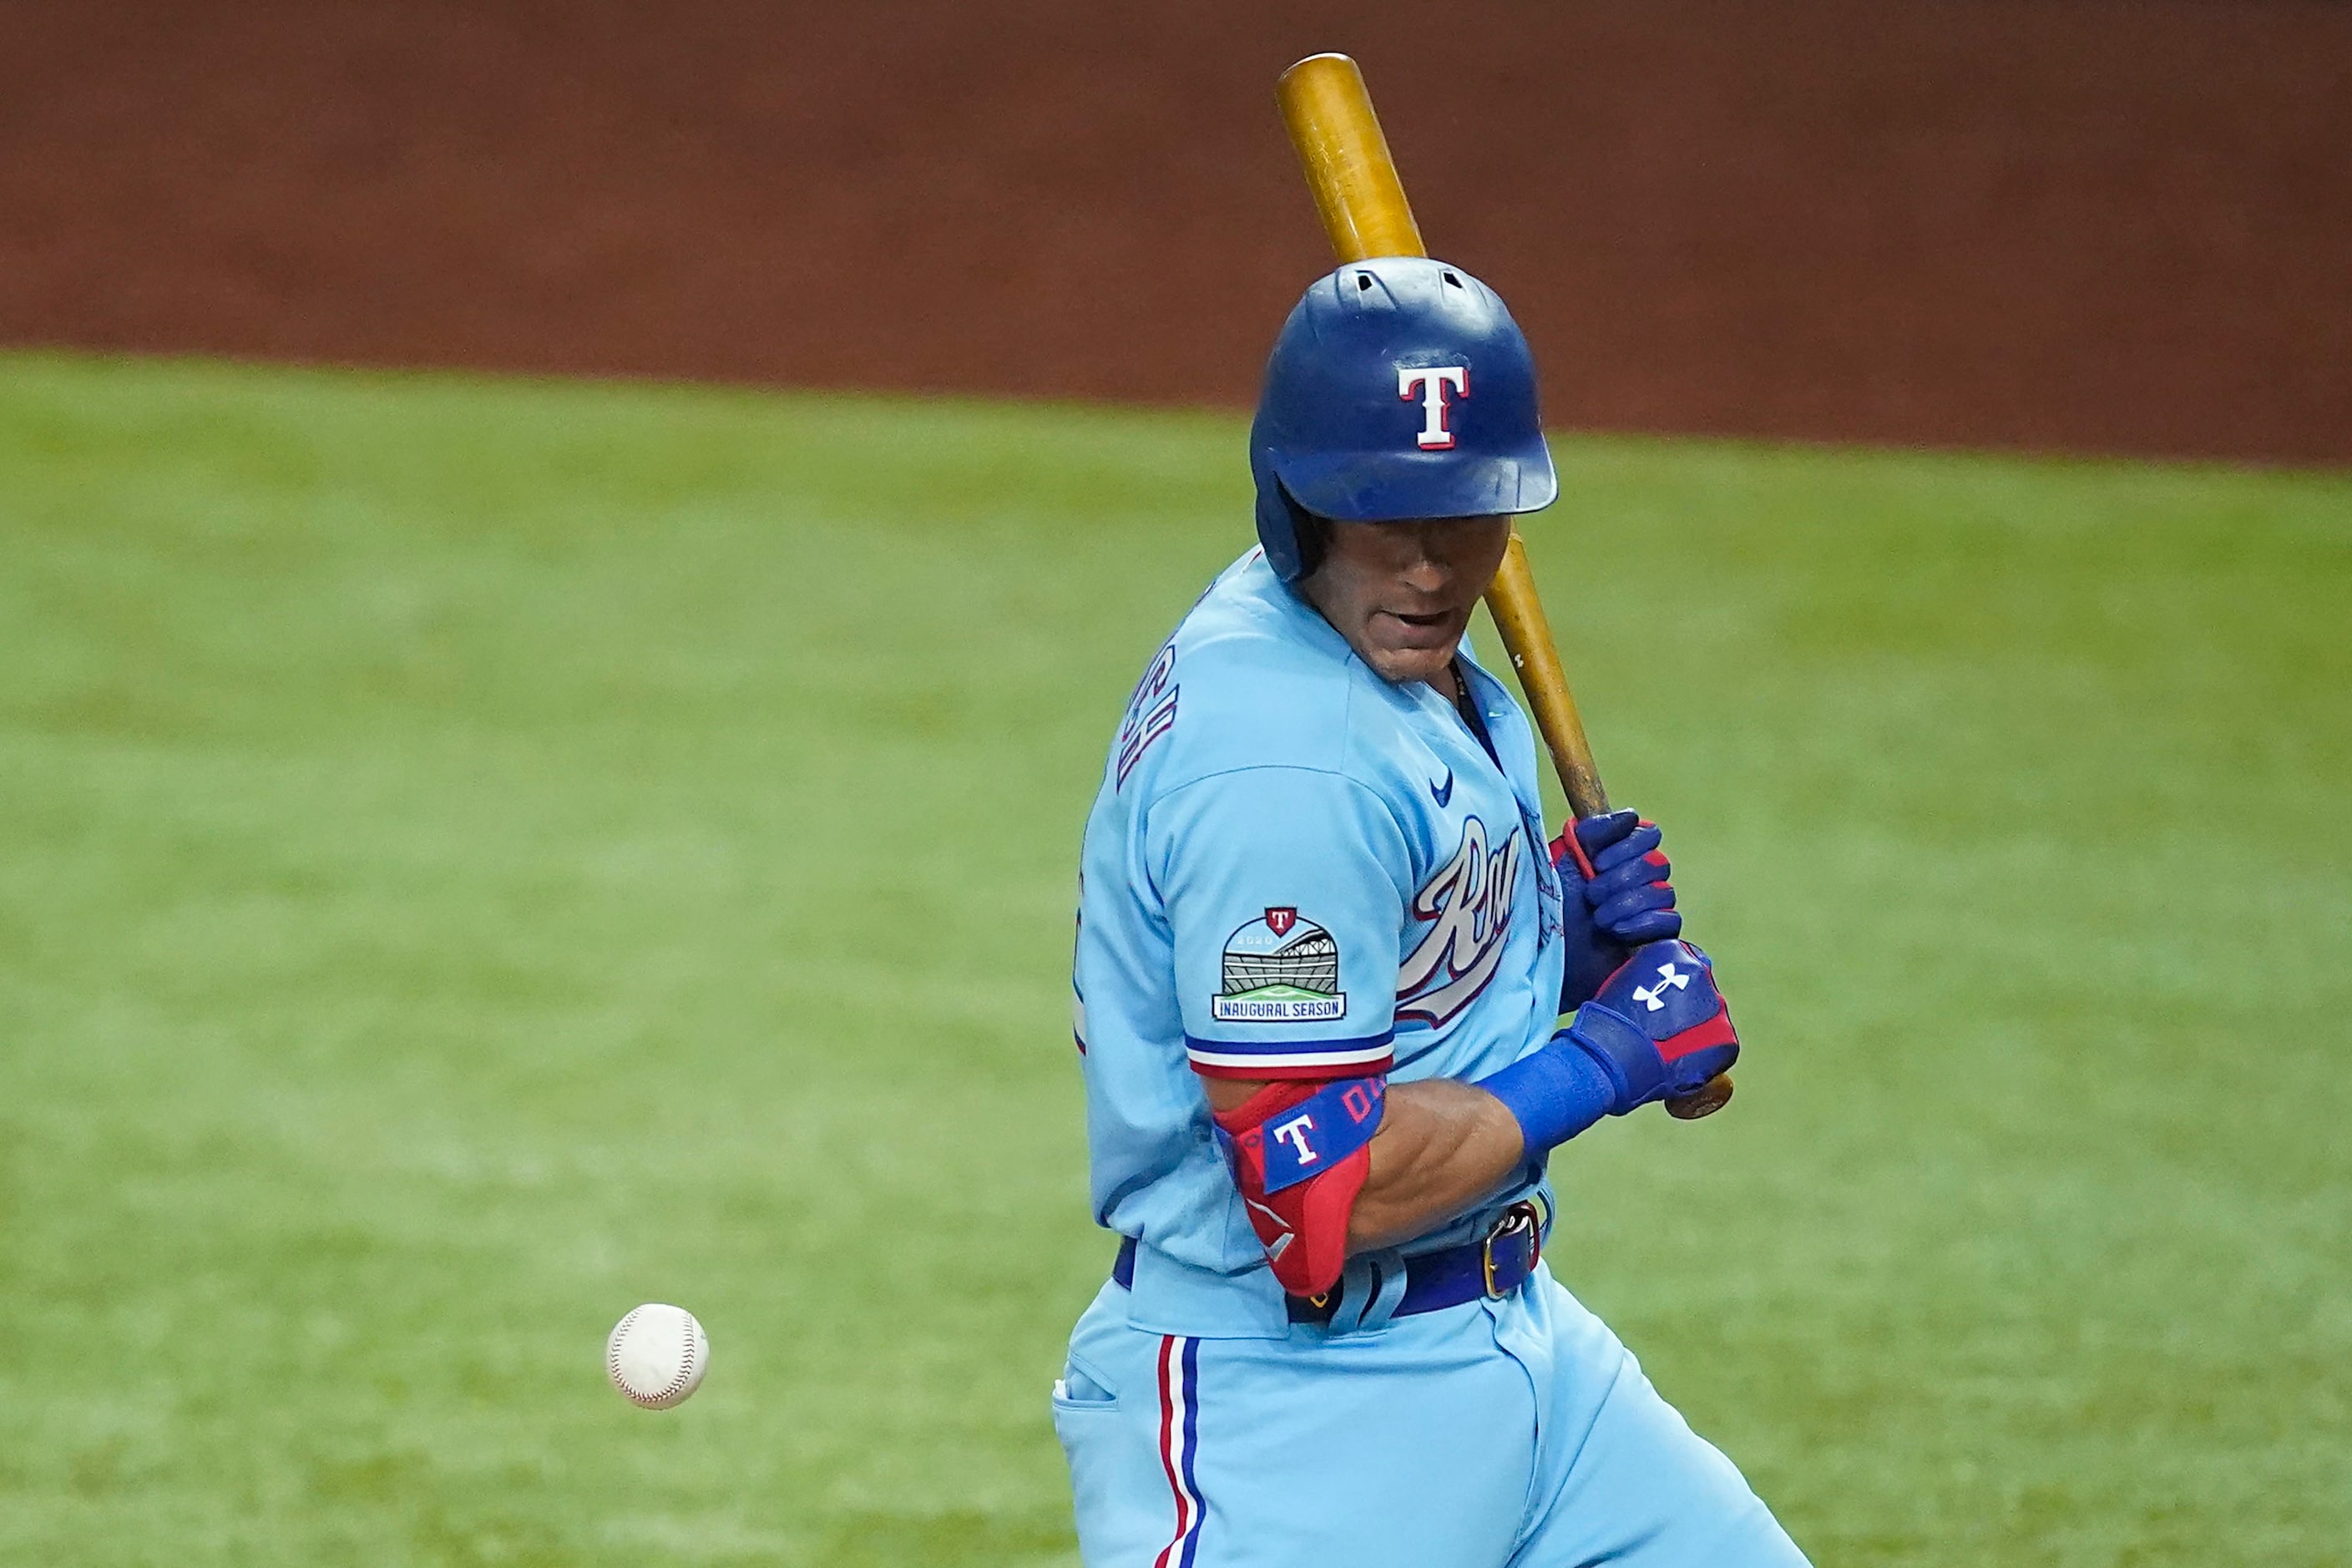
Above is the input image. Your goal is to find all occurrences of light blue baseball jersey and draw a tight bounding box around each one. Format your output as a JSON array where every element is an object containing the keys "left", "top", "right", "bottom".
[
  {"left": 1057, "top": 547, "right": 1814, "bottom": 1567},
  {"left": 1072, "top": 547, "right": 1569, "bottom": 1338}
]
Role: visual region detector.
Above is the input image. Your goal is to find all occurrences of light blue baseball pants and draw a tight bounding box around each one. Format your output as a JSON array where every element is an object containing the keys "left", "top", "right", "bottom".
[{"left": 1052, "top": 1264, "right": 1809, "bottom": 1567}]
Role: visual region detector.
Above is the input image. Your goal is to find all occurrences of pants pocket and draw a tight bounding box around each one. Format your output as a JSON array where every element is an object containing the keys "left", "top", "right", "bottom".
[
  {"left": 1052, "top": 1375, "right": 1157, "bottom": 1567},
  {"left": 1055, "top": 1357, "right": 1115, "bottom": 1405}
]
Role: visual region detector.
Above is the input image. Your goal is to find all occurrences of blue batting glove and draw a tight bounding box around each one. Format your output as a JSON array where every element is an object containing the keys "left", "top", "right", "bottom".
[
  {"left": 1550, "top": 810, "right": 1683, "bottom": 1011},
  {"left": 1571, "top": 939, "right": 1739, "bottom": 1115},
  {"left": 1479, "top": 938, "right": 1740, "bottom": 1152}
]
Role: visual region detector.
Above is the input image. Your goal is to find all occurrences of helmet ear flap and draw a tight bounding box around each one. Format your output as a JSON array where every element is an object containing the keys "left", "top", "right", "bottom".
[
  {"left": 1288, "top": 496, "right": 1330, "bottom": 580},
  {"left": 1251, "top": 464, "right": 1330, "bottom": 585}
]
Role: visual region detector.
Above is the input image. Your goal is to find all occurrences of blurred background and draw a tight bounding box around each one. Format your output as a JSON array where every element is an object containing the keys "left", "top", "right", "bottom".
[
  {"left": 8, "top": 0, "right": 2350, "bottom": 458},
  {"left": 2, "top": 3, "right": 2347, "bottom": 1565}
]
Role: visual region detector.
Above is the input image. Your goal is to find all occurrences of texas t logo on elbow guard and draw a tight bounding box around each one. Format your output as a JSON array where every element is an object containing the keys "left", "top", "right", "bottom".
[{"left": 1271, "top": 1114, "right": 1322, "bottom": 1164}]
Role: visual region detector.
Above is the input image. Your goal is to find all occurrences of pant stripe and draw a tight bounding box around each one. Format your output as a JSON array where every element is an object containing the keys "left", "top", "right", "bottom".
[{"left": 1151, "top": 1334, "right": 1206, "bottom": 1568}]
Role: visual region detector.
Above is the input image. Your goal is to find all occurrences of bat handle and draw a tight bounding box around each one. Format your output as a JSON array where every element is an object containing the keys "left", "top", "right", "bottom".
[{"left": 1500, "top": 538, "right": 1732, "bottom": 1120}]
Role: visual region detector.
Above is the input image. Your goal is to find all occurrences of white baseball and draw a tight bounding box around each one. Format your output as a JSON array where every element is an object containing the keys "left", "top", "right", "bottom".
[{"left": 606, "top": 1303, "right": 709, "bottom": 1409}]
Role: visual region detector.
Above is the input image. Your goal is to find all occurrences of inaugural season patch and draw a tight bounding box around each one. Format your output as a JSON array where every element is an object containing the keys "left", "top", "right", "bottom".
[{"left": 1211, "top": 907, "right": 1347, "bottom": 1022}]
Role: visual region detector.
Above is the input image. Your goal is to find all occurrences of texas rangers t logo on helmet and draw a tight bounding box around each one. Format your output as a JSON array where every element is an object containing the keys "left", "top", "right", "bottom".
[{"left": 1398, "top": 365, "right": 1470, "bottom": 449}]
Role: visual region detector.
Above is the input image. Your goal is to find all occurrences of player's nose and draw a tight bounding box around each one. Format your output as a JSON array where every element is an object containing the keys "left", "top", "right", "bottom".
[
  {"left": 1397, "top": 549, "right": 1449, "bottom": 594},
  {"left": 1390, "top": 521, "right": 1465, "bottom": 593}
]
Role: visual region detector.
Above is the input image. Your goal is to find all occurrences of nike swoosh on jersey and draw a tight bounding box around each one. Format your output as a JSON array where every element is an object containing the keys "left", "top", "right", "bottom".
[{"left": 1429, "top": 768, "right": 1454, "bottom": 807}]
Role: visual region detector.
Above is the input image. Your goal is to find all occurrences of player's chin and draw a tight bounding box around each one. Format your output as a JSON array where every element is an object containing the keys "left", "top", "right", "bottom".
[{"left": 1362, "top": 627, "right": 1464, "bottom": 685}]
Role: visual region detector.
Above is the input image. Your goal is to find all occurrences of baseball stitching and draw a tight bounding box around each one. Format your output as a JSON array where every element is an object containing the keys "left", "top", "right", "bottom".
[{"left": 609, "top": 1306, "right": 702, "bottom": 1407}]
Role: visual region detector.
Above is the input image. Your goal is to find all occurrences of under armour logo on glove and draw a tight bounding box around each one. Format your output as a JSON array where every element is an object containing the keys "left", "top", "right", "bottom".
[{"left": 1633, "top": 963, "right": 1690, "bottom": 1012}]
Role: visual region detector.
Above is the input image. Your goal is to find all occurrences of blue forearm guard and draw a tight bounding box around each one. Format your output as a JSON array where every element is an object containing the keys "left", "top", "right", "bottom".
[{"left": 1474, "top": 1030, "right": 1617, "bottom": 1156}]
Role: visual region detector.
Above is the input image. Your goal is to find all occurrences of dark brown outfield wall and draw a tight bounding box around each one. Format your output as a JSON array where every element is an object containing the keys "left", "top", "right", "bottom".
[{"left": 4, "top": 2, "right": 2349, "bottom": 463}]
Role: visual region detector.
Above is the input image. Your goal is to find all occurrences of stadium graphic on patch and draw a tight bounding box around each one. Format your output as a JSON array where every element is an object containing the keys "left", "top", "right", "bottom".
[{"left": 1210, "top": 908, "right": 1347, "bottom": 1022}]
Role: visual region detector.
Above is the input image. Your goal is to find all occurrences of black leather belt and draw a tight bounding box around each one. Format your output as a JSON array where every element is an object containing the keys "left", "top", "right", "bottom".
[{"left": 1111, "top": 1199, "right": 1545, "bottom": 1324}]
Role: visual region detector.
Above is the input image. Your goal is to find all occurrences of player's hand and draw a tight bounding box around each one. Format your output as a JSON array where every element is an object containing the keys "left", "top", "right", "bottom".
[
  {"left": 1563, "top": 939, "right": 1738, "bottom": 1115},
  {"left": 1551, "top": 810, "right": 1682, "bottom": 1011}
]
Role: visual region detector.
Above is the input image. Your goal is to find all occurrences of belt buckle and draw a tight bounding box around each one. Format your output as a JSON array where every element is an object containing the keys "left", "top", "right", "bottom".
[{"left": 1480, "top": 1200, "right": 1543, "bottom": 1299}]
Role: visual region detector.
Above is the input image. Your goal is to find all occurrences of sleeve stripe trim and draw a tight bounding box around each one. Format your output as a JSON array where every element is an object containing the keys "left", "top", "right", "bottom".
[
  {"left": 1182, "top": 1030, "right": 1393, "bottom": 1060},
  {"left": 1186, "top": 1043, "right": 1396, "bottom": 1071},
  {"left": 1193, "top": 1059, "right": 1383, "bottom": 1082}
]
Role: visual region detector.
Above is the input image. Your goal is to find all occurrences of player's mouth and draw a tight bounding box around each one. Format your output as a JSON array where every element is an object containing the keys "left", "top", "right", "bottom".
[{"left": 1373, "top": 606, "right": 1466, "bottom": 650}]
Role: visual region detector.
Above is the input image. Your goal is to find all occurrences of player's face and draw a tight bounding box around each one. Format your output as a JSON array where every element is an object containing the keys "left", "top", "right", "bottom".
[{"left": 1302, "top": 515, "right": 1513, "bottom": 685}]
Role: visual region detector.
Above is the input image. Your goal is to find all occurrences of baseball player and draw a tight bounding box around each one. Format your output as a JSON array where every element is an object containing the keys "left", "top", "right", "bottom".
[{"left": 1056, "top": 256, "right": 1809, "bottom": 1566}]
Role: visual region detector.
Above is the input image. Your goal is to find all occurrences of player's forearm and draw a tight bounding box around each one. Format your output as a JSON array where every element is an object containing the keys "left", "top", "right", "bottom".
[{"left": 1344, "top": 1078, "right": 1525, "bottom": 1252}]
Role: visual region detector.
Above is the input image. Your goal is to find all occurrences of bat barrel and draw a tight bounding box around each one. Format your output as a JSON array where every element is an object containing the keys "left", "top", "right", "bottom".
[{"left": 1276, "top": 55, "right": 1426, "bottom": 265}]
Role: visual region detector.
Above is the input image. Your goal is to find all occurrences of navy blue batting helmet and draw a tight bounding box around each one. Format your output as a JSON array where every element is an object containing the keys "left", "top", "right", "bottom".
[{"left": 1250, "top": 256, "right": 1557, "bottom": 582}]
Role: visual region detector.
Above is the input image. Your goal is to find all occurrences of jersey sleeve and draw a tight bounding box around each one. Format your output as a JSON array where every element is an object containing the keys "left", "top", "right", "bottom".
[{"left": 1145, "top": 766, "right": 1411, "bottom": 1081}]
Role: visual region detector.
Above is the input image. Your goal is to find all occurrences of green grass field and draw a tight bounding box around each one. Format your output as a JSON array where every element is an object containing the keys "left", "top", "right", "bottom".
[{"left": 2, "top": 352, "right": 2346, "bottom": 1566}]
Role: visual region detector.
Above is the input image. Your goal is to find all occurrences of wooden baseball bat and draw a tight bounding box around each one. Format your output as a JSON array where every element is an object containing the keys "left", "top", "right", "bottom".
[{"left": 1277, "top": 53, "right": 1732, "bottom": 1120}]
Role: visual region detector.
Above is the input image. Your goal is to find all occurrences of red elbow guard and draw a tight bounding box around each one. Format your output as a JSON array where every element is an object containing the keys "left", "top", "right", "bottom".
[{"left": 1211, "top": 1076, "right": 1386, "bottom": 1298}]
